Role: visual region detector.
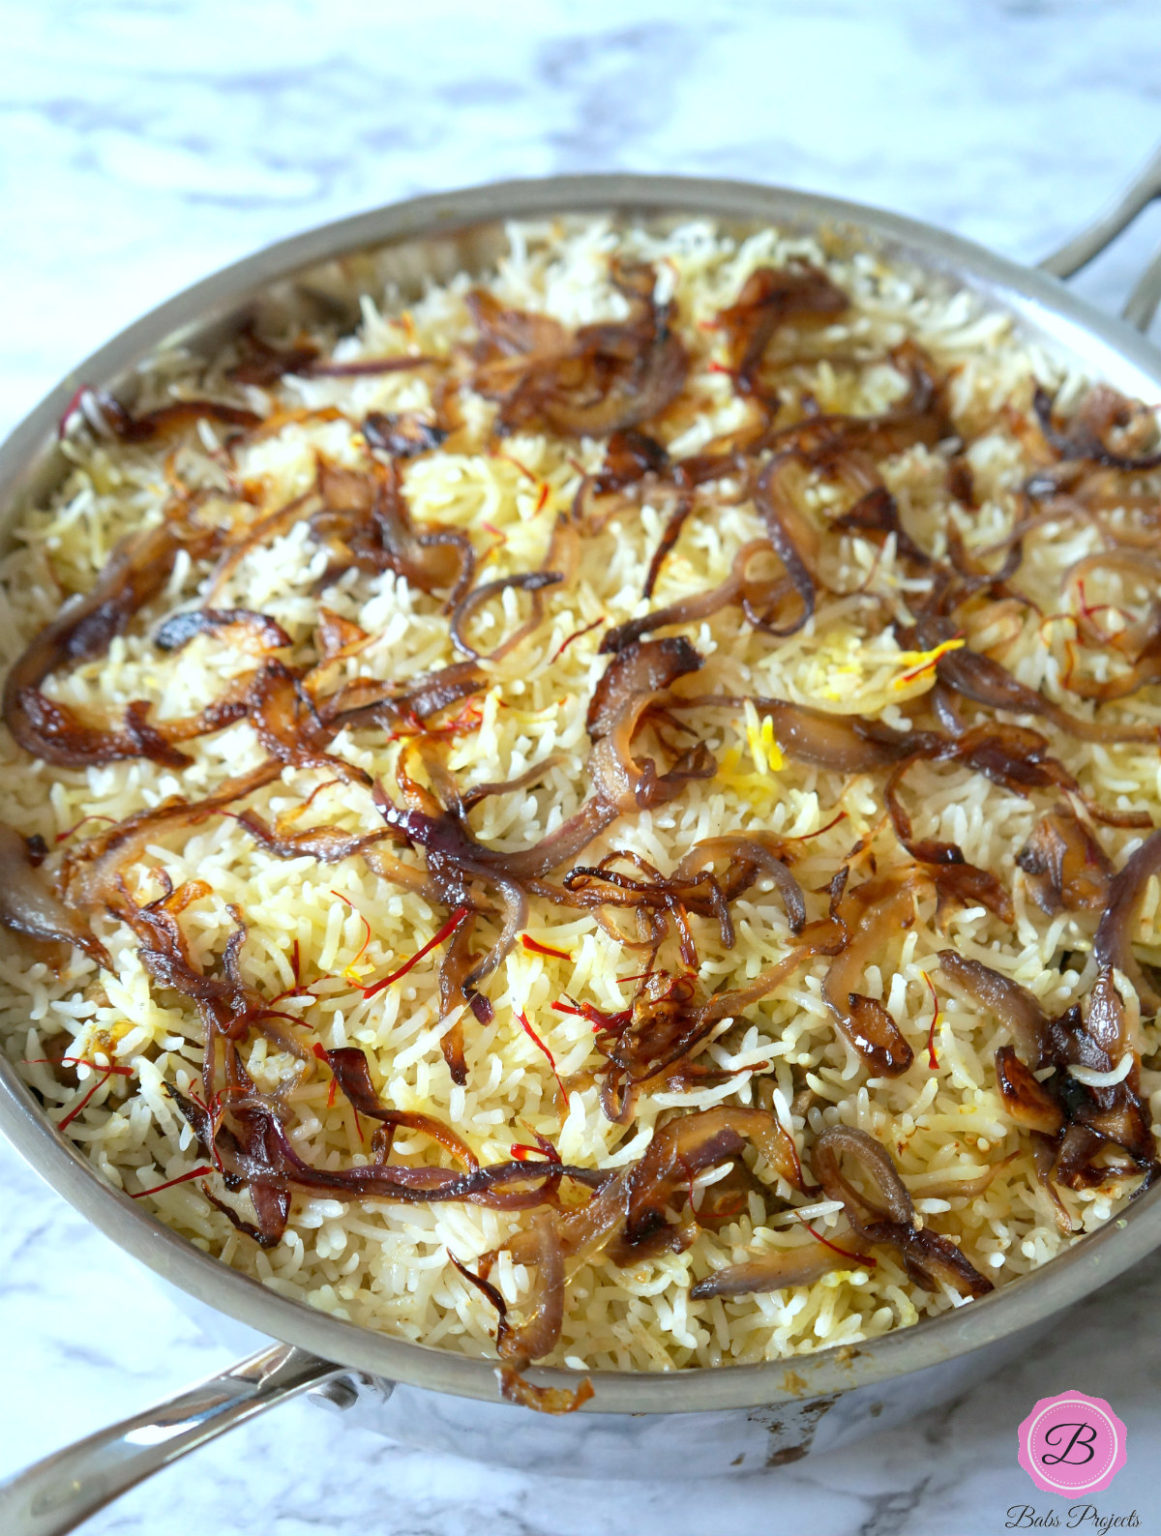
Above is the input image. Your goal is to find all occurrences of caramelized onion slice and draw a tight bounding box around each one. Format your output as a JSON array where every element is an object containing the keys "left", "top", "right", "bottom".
[
  {"left": 672, "top": 834, "right": 806, "bottom": 935},
  {"left": 362, "top": 411, "right": 447, "bottom": 458},
  {"left": 690, "top": 1231, "right": 867, "bottom": 1299},
  {"left": 995, "top": 1045, "right": 1064, "bottom": 1135},
  {"left": 473, "top": 261, "right": 689, "bottom": 439},
  {"left": 716, "top": 263, "right": 850, "bottom": 393},
  {"left": 173, "top": 1088, "right": 603, "bottom": 1210},
  {"left": 587, "top": 636, "right": 703, "bottom": 739},
  {"left": 813, "top": 1124, "right": 915, "bottom": 1227},
  {"left": 752, "top": 453, "right": 819, "bottom": 635},
  {"left": 324, "top": 1047, "right": 479, "bottom": 1168},
  {"left": 236, "top": 809, "right": 390, "bottom": 865},
  {"left": 0, "top": 824, "right": 109, "bottom": 966},
  {"left": 155, "top": 608, "right": 291, "bottom": 654},
  {"left": 1016, "top": 805, "right": 1112, "bottom": 914},
  {"left": 824, "top": 877, "right": 917, "bottom": 1076},
  {"left": 936, "top": 950, "right": 1048, "bottom": 1063},
  {"left": 449, "top": 571, "right": 563, "bottom": 661},
  {"left": 1094, "top": 827, "right": 1161, "bottom": 1013},
  {"left": 92, "top": 390, "right": 261, "bottom": 443},
  {"left": 3, "top": 520, "right": 189, "bottom": 766},
  {"left": 813, "top": 1125, "right": 992, "bottom": 1299},
  {"left": 673, "top": 694, "right": 921, "bottom": 775},
  {"left": 1034, "top": 384, "right": 1161, "bottom": 473},
  {"left": 921, "top": 615, "right": 1161, "bottom": 746}
]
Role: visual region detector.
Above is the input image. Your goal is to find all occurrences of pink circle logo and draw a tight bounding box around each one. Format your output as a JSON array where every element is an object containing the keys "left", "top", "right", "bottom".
[{"left": 1018, "top": 1391, "right": 1127, "bottom": 1494}]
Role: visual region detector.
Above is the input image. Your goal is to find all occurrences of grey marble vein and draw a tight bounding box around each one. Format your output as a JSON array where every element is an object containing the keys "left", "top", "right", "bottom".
[{"left": 2, "top": 0, "right": 1161, "bottom": 1531}]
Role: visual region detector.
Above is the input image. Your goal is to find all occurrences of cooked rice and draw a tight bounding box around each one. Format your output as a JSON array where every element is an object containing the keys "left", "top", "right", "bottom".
[{"left": 2, "top": 215, "right": 1159, "bottom": 1374}]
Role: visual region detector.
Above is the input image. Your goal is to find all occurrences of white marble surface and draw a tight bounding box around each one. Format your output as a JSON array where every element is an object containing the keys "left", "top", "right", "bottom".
[{"left": 2, "top": 1, "right": 1161, "bottom": 1531}]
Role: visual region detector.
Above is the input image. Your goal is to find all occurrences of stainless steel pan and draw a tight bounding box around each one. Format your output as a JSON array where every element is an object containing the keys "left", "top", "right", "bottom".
[{"left": 3, "top": 160, "right": 1161, "bottom": 1536}]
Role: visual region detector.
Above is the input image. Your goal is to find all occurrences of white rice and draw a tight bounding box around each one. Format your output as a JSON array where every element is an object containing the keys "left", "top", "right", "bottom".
[{"left": 1, "top": 216, "right": 1159, "bottom": 1374}]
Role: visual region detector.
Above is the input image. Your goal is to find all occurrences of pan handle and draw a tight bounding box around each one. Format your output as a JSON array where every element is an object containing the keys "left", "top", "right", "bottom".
[
  {"left": 1038, "top": 144, "right": 1161, "bottom": 332},
  {"left": 0, "top": 1343, "right": 344, "bottom": 1536}
]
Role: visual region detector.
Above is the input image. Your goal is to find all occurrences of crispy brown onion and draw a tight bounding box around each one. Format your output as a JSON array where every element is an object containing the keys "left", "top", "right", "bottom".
[
  {"left": 917, "top": 612, "right": 1161, "bottom": 746},
  {"left": 470, "top": 260, "right": 689, "bottom": 438},
  {"left": 362, "top": 411, "right": 447, "bottom": 457},
  {"left": 939, "top": 951, "right": 1157, "bottom": 1186},
  {"left": 813, "top": 1125, "right": 993, "bottom": 1298},
  {"left": 588, "top": 926, "right": 840, "bottom": 1124},
  {"left": 449, "top": 570, "right": 563, "bottom": 661},
  {"left": 587, "top": 635, "right": 704, "bottom": 736},
  {"left": 1034, "top": 384, "right": 1161, "bottom": 473},
  {"left": 601, "top": 540, "right": 785, "bottom": 654},
  {"left": 227, "top": 326, "right": 320, "bottom": 386},
  {"left": 994, "top": 1046, "right": 1064, "bottom": 1135},
  {"left": 90, "top": 389, "right": 261, "bottom": 443},
  {"left": 751, "top": 453, "right": 821, "bottom": 635},
  {"left": 173, "top": 1086, "right": 605, "bottom": 1210},
  {"left": 0, "top": 823, "right": 109, "bottom": 966},
  {"left": 154, "top": 608, "right": 291, "bottom": 654},
  {"left": 1016, "top": 806, "right": 1113, "bottom": 914},
  {"left": 824, "top": 874, "right": 919, "bottom": 1076},
  {"left": 485, "top": 1104, "right": 808, "bottom": 1362},
  {"left": 1094, "top": 827, "right": 1161, "bottom": 1012},
  {"left": 673, "top": 693, "right": 921, "bottom": 774},
  {"left": 323, "top": 1047, "right": 480, "bottom": 1168},
  {"left": 310, "top": 459, "right": 475, "bottom": 602},
  {"left": 715, "top": 263, "right": 850, "bottom": 394},
  {"left": 3, "top": 521, "right": 206, "bottom": 766},
  {"left": 936, "top": 951, "right": 1048, "bottom": 1063},
  {"left": 689, "top": 1229, "right": 868, "bottom": 1299}
]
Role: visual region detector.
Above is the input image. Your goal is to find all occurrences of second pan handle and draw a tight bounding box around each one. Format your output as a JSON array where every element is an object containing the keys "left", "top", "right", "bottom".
[
  {"left": 0, "top": 1343, "right": 345, "bottom": 1536},
  {"left": 1038, "top": 144, "right": 1161, "bottom": 332}
]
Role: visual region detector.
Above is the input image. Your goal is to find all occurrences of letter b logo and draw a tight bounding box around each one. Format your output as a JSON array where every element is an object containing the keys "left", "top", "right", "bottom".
[
  {"left": 1019, "top": 1392, "right": 1126, "bottom": 1494},
  {"left": 1040, "top": 1421, "right": 1097, "bottom": 1466}
]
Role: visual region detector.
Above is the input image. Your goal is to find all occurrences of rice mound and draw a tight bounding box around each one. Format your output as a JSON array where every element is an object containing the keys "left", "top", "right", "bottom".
[{"left": 1, "top": 216, "right": 1159, "bottom": 1375}]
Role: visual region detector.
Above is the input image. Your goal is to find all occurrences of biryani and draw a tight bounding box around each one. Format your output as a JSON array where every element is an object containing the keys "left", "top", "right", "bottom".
[{"left": 2, "top": 217, "right": 1160, "bottom": 1405}]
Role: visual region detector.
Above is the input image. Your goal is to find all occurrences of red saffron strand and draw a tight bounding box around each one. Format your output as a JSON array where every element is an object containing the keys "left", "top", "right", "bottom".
[
  {"left": 517, "top": 1008, "right": 568, "bottom": 1106},
  {"left": 784, "top": 809, "right": 848, "bottom": 842},
  {"left": 24, "top": 1055, "right": 133, "bottom": 1078},
  {"left": 58, "top": 1068, "right": 121, "bottom": 1131},
  {"left": 362, "top": 907, "right": 469, "bottom": 999},
  {"left": 57, "top": 383, "right": 91, "bottom": 439},
  {"left": 509, "top": 1141, "right": 561, "bottom": 1164},
  {"left": 550, "top": 615, "right": 605, "bottom": 663},
  {"left": 492, "top": 448, "right": 537, "bottom": 483},
  {"left": 778, "top": 1122, "right": 805, "bottom": 1190},
  {"left": 268, "top": 938, "right": 334, "bottom": 1005},
  {"left": 921, "top": 970, "right": 940, "bottom": 1069},
  {"left": 895, "top": 631, "right": 965, "bottom": 688},
  {"left": 55, "top": 813, "right": 117, "bottom": 844},
  {"left": 331, "top": 890, "right": 373, "bottom": 980},
  {"left": 676, "top": 1149, "right": 698, "bottom": 1214},
  {"left": 551, "top": 997, "right": 632, "bottom": 1034},
  {"left": 802, "top": 1222, "right": 877, "bottom": 1266},
  {"left": 311, "top": 1041, "right": 338, "bottom": 1108},
  {"left": 298, "top": 777, "right": 342, "bottom": 812},
  {"left": 130, "top": 1164, "right": 215, "bottom": 1198},
  {"left": 534, "top": 482, "right": 550, "bottom": 513},
  {"left": 520, "top": 933, "right": 573, "bottom": 962},
  {"left": 526, "top": 1127, "right": 561, "bottom": 1161}
]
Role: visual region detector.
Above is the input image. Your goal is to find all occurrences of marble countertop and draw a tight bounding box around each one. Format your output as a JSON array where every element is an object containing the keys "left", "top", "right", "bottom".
[{"left": 2, "top": 1, "right": 1161, "bottom": 1531}]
